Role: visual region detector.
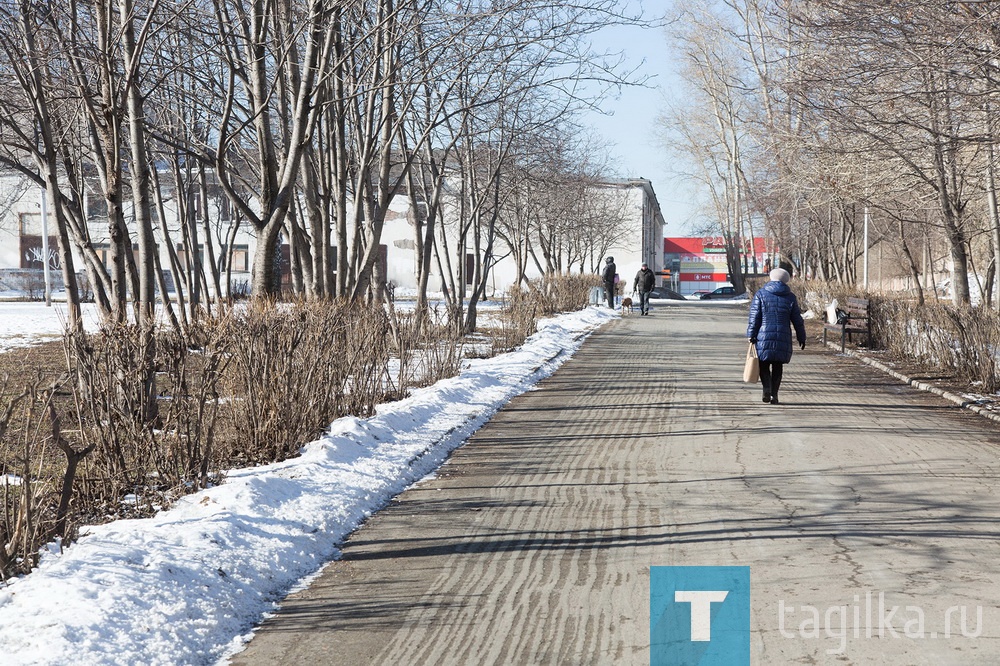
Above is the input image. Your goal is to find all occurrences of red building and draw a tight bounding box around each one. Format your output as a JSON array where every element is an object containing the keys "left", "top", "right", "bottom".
[{"left": 663, "top": 237, "right": 772, "bottom": 296}]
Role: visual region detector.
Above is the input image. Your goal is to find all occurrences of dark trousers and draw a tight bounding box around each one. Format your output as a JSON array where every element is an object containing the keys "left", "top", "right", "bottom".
[
  {"left": 638, "top": 289, "right": 651, "bottom": 313},
  {"left": 760, "top": 361, "right": 784, "bottom": 396},
  {"left": 604, "top": 282, "right": 615, "bottom": 308}
]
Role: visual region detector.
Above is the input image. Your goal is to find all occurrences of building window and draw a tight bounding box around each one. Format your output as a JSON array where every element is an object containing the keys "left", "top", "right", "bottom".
[
  {"left": 87, "top": 193, "right": 108, "bottom": 220},
  {"left": 91, "top": 243, "right": 140, "bottom": 270},
  {"left": 220, "top": 244, "right": 249, "bottom": 272},
  {"left": 93, "top": 243, "right": 112, "bottom": 269},
  {"left": 176, "top": 244, "right": 204, "bottom": 273}
]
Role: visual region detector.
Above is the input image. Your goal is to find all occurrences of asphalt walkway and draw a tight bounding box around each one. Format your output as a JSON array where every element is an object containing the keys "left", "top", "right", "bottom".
[{"left": 229, "top": 302, "right": 1000, "bottom": 665}]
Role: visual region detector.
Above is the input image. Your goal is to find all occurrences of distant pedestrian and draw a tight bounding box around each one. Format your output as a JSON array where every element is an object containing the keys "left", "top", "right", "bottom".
[
  {"left": 747, "top": 268, "right": 806, "bottom": 405},
  {"left": 633, "top": 262, "right": 655, "bottom": 315},
  {"left": 602, "top": 256, "right": 617, "bottom": 308}
]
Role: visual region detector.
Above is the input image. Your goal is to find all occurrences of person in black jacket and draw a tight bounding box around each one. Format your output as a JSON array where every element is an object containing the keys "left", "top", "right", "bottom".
[
  {"left": 633, "top": 262, "right": 655, "bottom": 315},
  {"left": 747, "top": 267, "right": 806, "bottom": 404},
  {"left": 602, "top": 256, "right": 616, "bottom": 308}
]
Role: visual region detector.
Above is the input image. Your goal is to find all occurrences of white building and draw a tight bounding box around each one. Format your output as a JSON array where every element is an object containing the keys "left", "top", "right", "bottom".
[
  {"left": 602, "top": 178, "right": 665, "bottom": 288},
  {"left": 377, "top": 177, "right": 664, "bottom": 295},
  {"left": 0, "top": 171, "right": 665, "bottom": 299}
]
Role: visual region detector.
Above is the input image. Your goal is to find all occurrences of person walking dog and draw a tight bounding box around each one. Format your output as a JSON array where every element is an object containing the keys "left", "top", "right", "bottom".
[
  {"left": 747, "top": 268, "right": 806, "bottom": 404},
  {"left": 633, "top": 262, "right": 655, "bottom": 315}
]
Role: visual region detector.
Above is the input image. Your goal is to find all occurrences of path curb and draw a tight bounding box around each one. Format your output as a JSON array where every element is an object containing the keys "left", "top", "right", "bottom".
[{"left": 822, "top": 339, "right": 1000, "bottom": 424}]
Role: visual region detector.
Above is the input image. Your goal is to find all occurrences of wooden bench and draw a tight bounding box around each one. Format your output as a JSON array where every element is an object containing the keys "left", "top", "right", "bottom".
[{"left": 823, "top": 297, "right": 871, "bottom": 352}]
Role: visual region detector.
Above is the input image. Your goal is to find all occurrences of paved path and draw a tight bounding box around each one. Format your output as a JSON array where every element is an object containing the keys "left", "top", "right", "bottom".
[{"left": 229, "top": 303, "right": 1000, "bottom": 665}]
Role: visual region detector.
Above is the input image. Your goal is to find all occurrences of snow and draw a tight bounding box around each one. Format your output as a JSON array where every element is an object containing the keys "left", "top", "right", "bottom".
[
  {"left": 0, "top": 302, "right": 103, "bottom": 352},
  {"left": 0, "top": 303, "right": 615, "bottom": 666}
]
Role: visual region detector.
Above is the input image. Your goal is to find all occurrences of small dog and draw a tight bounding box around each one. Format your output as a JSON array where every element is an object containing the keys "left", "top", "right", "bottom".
[{"left": 621, "top": 297, "right": 633, "bottom": 315}]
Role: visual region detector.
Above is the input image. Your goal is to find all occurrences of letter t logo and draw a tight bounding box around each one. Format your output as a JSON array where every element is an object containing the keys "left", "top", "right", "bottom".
[
  {"left": 650, "top": 566, "right": 749, "bottom": 665},
  {"left": 674, "top": 590, "right": 730, "bottom": 641}
]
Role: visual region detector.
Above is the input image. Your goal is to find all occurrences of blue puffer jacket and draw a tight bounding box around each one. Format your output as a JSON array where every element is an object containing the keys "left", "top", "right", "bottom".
[{"left": 747, "top": 281, "right": 807, "bottom": 363}]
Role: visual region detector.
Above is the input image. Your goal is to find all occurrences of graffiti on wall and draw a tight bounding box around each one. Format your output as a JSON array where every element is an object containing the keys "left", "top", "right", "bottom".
[{"left": 20, "top": 237, "right": 60, "bottom": 270}]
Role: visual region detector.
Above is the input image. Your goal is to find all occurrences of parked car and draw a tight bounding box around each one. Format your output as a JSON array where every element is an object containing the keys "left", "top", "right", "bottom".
[
  {"left": 687, "top": 290, "right": 710, "bottom": 300},
  {"left": 648, "top": 286, "right": 685, "bottom": 300},
  {"left": 699, "top": 286, "right": 742, "bottom": 300}
]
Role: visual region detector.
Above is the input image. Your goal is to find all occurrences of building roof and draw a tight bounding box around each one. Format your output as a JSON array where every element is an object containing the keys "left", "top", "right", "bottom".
[{"left": 595, "top": 177, "right": 664, "bottom": 227}]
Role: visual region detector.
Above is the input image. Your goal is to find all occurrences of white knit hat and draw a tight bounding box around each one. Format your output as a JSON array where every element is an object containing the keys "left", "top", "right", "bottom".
[{"left": 769, "top": 268, "right": 791, "bottom": 283}]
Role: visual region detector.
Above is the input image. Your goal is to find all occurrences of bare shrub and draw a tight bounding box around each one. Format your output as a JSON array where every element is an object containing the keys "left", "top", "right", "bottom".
[
  {"left": 229, "top": 279, "right": 251, "bottom": 301},
  {"left": 68, "top": 324, "right": 163, "bottom": 514},
  {"left": 491, "top": 284, "right": 539, "bottom": 354},
  {"left": 0, "top": 277, "right": 601, "bottom": 578},
  {"left": 0, "top": 382, "right": 61, "bottom": 579},
  {"left": 49, "top": 403, "right": 94, "bottom": 539},
  {"left": 58, "top": 315, "right": 231, "bottom": 533},
  {"left": 874, "top": 300, "right": 1000, "bottom": 392},
  {"left": 534, "top": 273, "right": 601, "bottom": 315},
  {"left": 491, "top": 274, "right": 599, "bottom": 354},
  {"left": 391, "top": 308, "right": 463, "bottom": 391},
  {"left": 152, "top": 317, "right": 230, "bottom": 490},
  {"left": 222, "top": 300, "right": 395, "bottom": 464}
]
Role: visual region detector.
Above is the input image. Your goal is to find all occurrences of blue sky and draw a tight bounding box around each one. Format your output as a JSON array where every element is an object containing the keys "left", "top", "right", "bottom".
[{"left": 582, "top": 5, "right": 699, "bottom": 236}]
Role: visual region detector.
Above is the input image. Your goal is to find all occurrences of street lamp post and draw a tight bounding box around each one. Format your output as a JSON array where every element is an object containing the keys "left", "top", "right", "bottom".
[
  {"left": 863, "top": 206, "right": 870, "bottom": 290},
  {"left": 40, "top": 187, "right": 51, "bottom": 306}
]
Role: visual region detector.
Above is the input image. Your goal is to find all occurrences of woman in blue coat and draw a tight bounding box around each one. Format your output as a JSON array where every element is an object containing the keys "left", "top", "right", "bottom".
[{"left": 747, "top": 268, "right": 807, "bottom": 404}]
